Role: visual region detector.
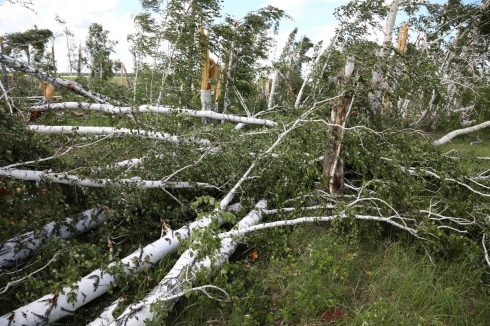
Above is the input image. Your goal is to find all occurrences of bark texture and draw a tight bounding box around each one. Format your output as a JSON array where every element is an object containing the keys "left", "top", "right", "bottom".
[
  {"left": 0, "top": 216, "right": 224, "bottom": 325},
  {"left": 434, "top": 120, "right": 490, "bottom": 146},
  {"left": 0, "top": 209, "right": 105, "bottom": 271},
  {"left": 29, "top": 103, "right": 277, "bottom": 126},
  {"left": 0, "top": 53, "right": 109, "bottom": 103},
  {"left": 322, "top": 60, "right": 355, "bottom": 194},
  {"left": 0, "top": 167, "right": 214, "bottom": 189},
  {"left": 105, "top": 201, "right": 267, "bottom": 326},
  {"left": 27, "top": 125, "right": 211, "bottom": 146}
]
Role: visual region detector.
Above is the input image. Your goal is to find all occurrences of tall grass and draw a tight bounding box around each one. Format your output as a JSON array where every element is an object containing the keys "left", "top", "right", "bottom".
[{"left": 166, "top": 224, "right": 490, "bottom": 325}]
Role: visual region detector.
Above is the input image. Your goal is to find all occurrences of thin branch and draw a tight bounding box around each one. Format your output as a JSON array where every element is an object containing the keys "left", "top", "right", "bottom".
[
  {"left": 1, "top": 251, "right": 64, "bottom": 294},
  {"left": 483, "top": 234, "right": 490, "bottom": 269}
]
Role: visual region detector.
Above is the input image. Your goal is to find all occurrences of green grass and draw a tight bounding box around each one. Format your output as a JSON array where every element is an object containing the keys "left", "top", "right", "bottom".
[
  {"left": 165, "top": 224, "right": 490, "bottom": 325},
  {"left": 432, "top": 131, "right": 490, "bottom": 173},
  {"left": 105, "top": 76, "right": 133, "bottom": 86},
  {"left": 139, "top": 134, "right": 490, "bottom": 325}
]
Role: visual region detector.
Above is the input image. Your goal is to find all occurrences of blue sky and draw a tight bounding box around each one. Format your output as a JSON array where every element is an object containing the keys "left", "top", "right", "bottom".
[{"left": 0, "top": 0, "right": 481, "bottom": 73}]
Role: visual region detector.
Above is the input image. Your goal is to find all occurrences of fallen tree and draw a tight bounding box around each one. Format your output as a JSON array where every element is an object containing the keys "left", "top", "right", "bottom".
[
  {"left": 434, "top": 120, "right": 490, "bottom": 146},
  {"left": 2, "top": 0, "right": 490, "bottom": 324},
  {"left": 0, "top": 167, "right": 215, "bottom": 189},
  {"left": 27, "top": 125, "right": 211, "bottom": 146},
  {"left": 29, "top": 102, "right": 277, "bottom": 126},
  {"left": 0, "top": 53, "right": 109, "bottom": 103},
  {"left": 0, "top": 208, "right": 106, "bottom": 271},
  {"left": 0, "top": 212, "right": 234, "bottom": 325},
  {"left": 99, "top": 201, "right": 267, "bottom": 326}
]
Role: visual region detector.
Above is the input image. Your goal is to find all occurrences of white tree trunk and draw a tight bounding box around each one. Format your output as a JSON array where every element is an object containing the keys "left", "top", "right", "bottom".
[
  {"left": 323, "top": 59, "right": 355, "bottom": 195},
  {"left": 0, "top": 79, "right": 13, "bottom": 114},
  {"left": 27, "top": 125, "right": 211, "bottom": 146},
  {"left": 0, "top": 214, "right": 231, "bottom": 325},
  {"left": 268, "top": 70, "right": 279, "bottom": 110},
  {"left": 0, "top": 167, "right": 215, "bottom": 189},
  {"left": 434, "top": 120, "right": 490, "bottom": 146},
  {"left": 0, "top": 53, "right": 109, "bottom": 103},
  {"left": 0, "top": 209, "right": 105, "bottom": 271},
  {"left": 29, "top": 103, "right": 277, "bottom": 126},
  {"left": 218, "top": 213, "right": 417, "bottom": 239},
  {"left": 87, "top": 298, "right": 124, "bottom": 326},
  {"left": 296, "top": 28, "right": 341, "bottom": 108},
  {"left": 223, "top": 40, "right": 234, "bottom": 116},
  {"left": 103, "top": 201, "right": 267, "bottom": 326},
  {"left": 201, "top": 89, "right": 212, "bottom": 124},
  {"left": 369, "top": 0, "right": 399, "bottom": 110}
]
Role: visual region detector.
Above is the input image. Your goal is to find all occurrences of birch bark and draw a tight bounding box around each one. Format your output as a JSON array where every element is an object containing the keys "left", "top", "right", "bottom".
[
  {"left": 322, "top": 59, "right": 355, "bottom": 195},
  {"left": 434, "top": 120, "right": 490, "bottom": 146},
  {"left": 0, "top": 208, "right": 105, "bottom": 271},
  {"left": 0, "top": 53, "right": 109, "bottom": 103},
  {"left": 27, "top": 125, "right": 211, "bottom": 146},
  {"left": 369, "top": 0, "right": 399, "bottom": 112},
  {"left": 0, "top": 216, "right": 224, "bottom": 325},
  {"left": 0, "top": 167, "right": 215, "bottom": 189},
  {"left": 103, "top": 201, "right": 267, "bottom": 326},
  {"left": 268, "top": 70, "right": 279, "bottom": 110},
  {"left": 29, "top": 103, "right": 277, "bottom": 126}
]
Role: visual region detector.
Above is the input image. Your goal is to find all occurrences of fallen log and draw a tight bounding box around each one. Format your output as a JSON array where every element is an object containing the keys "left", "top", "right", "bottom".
[
  {"left": 99, "top": 200, "right": 267, "bottom": 325},
  {"left": 0, "top": 208, "right": 105, "bottom": 271},
  {"left": 29, "top": 102, "right": 277, "bottom": 127},
  {"left": 0, "top": 53, "right": 109, "bottom": 103},
  {"left": 434, "top": 120, "right": 490, "bottom": 146},
  {"left": 0, "top": 167, "right": 215, "bottom": 189},
  {"left": 28, "top": 125, "right": 211, "bottom": 146},
  {"left": 0, "top": 213, "right": 234, "bottom": 325}
]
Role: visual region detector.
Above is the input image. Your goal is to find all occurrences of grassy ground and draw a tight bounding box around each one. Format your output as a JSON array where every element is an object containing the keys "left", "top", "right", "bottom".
[
  {"left": 158, "top": 136, "right": 490, "bottom": 326},
  {"left": 438, "top": 133, "right": 490, "bottom": 158},
  {"left": 164, "top": 224, "right": 489, "bottom": 325}
]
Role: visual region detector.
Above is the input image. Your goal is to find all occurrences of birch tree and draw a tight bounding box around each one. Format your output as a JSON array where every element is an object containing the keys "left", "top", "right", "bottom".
[{"left": 84, "top": 23, "right": 117, "bottom": 82}]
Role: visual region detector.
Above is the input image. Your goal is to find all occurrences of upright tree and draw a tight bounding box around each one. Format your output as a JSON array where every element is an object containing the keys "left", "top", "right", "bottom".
[
  {"left": 3, "top": 26, "right": 53, "bottom": 69},
  {"left": 84, "top": 23, "right": 117, "bottom": 81}
]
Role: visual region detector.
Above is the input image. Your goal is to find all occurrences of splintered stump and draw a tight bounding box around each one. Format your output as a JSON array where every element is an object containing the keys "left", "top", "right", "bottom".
[{"left": 322, "top": 96, "right": 351, "bottom": 194}]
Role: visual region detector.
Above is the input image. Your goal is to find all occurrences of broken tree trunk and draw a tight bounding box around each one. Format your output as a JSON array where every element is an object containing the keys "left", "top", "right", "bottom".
[
  {"left": 0, "top": 53, "right": 109, "bottom": 103},
  {"left": 103, "top": 201, "right": 267, "bottom": 326},
  {"left": 0, "top": 208, "right": 106, "bottom": 271},
  {"left": 0, "top": 215, "right": 230, "bottom": 325},
  {"left": 200, "top": 28, "right": 212, "bottom": 124},
  {"left": 322, "top": 59, "right": 355, "bottom": 195},
  {"left": 29, "top": 103, "right": 277, "bottom": 126}
]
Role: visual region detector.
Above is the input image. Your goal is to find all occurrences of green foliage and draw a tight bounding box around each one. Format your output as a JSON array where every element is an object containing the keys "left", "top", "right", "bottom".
[
  {"left": 4, "top": 26, "right": 53, "bottom": 67},
  {"left": 84, "top": 23, "right": 118, "bottom": 81},
  {"left": 167, "top": 225, "right": 490, "bottom": 325},
  {"left": 212, "top": 6, "right": 289, "bottom": 99}
]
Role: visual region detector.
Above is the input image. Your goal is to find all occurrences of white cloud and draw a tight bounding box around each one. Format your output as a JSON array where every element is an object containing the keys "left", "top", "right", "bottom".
[
  {"left": 312, "top": 23, "right": 340, "bottom": 49},
  {"left": 264, "top": 0, "right": 313, "bottom": 20},
  {"left": 0, "top": 0, "right": 137, "bottom": 73},
  {"left": 0, "top": 0, "right": 398, "bottom": 77}
]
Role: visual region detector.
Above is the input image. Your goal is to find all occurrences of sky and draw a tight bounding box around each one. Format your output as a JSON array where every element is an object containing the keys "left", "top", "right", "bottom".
[{"left": 0, "top": 0, "right": 479, "bottom": 74}]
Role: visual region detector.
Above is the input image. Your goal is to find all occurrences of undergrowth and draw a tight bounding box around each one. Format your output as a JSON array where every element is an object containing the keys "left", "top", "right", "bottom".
[{"left": 165, "top": 224, "right": 490, "bottom": 325}]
